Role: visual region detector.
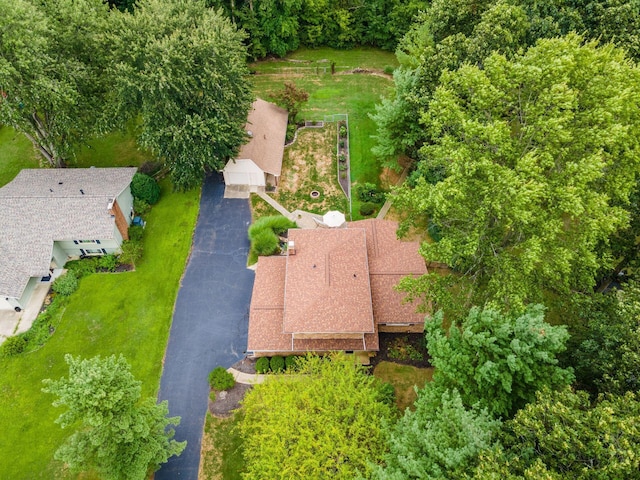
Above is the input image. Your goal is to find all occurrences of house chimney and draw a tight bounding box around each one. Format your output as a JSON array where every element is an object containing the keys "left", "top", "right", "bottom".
[{"left": 287, "top": 240, "right": 296, "bottom": 255}]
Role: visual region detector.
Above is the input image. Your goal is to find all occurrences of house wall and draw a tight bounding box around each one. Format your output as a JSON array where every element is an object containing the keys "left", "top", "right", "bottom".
[
  {"left": 293, "top": 332, "right": 365, "bottom": 340},
  {"left": 0, "top": 297, "right": 13, "bottom": 310},
  {"left": 16, "top": 276, "right": 40, "bottom": 310},
  {"left": 223, "top": 159, "right": 266, "bottom": 187},
  {"left": 378, "top": 323, "right": 424, "bottom": 333},
  {"left": 116, "top": 186, "right": 134, "bottom": 224},
  {"left": 56, "top": 238, "right": 121, "bottom": 258},
  {"left": 51, "top": 242, "right": 68, "bottom": 269}
]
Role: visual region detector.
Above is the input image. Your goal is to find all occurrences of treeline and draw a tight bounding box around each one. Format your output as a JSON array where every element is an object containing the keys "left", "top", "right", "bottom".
[{"left": 207, "top": 0, "right": 430, "bottom": 58}]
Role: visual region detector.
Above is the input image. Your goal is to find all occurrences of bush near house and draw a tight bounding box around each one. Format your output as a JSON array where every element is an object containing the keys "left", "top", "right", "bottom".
[
  {"left": 209, "top": 367, "right": 235, "bottom": 391},
  {"left": 256, "top": 357, "right": 270, "bottom": 374},
  {"left": 131, "top": 172, "right": 161, "bottom": 205},
  {"left": 270, "top": 356, "right": 285, "bottom": 373},
  {"left": 0, "top": 336, "right": 27, "bottom": 357},
  {"left": 359, "top": 202, "right": 377, "bottom": 216},
  {"left": 248, "top": 215, "right": 297, "bottom": 264},
  {"left": 52, "top": 272, "right": 79, "bottom": 297},
  {"left": 285, "top": 355, "right": 300, "bottom": 371}
]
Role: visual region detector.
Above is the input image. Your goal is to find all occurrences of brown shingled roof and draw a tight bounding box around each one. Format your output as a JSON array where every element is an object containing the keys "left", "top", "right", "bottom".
[
  {"left": 237, "top": 99, "right": 288, "bottom": 176},
  {"left": 247, "top": 219, "right": 427, "bottom": 355},
  {"left": 283, "top": 228, "right": 374, "bottom": 335}
]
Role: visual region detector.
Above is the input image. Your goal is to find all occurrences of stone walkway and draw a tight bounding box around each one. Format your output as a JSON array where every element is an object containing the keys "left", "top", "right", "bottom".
[
  {"left": 256, "top": 191, "right": 325, "bottom": 229},
  {"left": 227, "top": 367, "right": 266, "bottom": 384}
]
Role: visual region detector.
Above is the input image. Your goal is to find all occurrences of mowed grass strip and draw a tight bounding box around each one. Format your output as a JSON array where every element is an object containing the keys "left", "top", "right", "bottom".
[
  {"left": 0, "top": 134, "right": 200, "bottom": 479},
  {"left": 0, "top": 126, "right": 39, "bottom": 186},
  {"left": 373, "top": 361, "right": 434, "bottom": 412}
]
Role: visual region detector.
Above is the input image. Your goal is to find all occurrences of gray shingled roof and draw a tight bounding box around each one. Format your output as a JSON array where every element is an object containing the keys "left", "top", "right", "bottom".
[{"left": 0, "top": 168, "right": 137, "bottom": 299}]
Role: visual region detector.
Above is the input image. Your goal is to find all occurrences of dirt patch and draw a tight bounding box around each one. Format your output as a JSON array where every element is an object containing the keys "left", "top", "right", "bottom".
[
  {"left": 275, "top": 126, "right": 348, "bottom": 214},
  {"left": 208, "top": 383, "right": 252, "bottom": 418},
  {"left": 231, "top": 356, "right": 256, "bottom": 374}
]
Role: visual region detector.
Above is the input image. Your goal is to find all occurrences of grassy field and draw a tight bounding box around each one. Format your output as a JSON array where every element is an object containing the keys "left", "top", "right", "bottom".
[
  {"left": 250, "top": 47, "right": 398, "bottom": 219},
  {"left": 0, "top": 133, "right": 200, "bottom": 479},
  {"left": 373, "top": 361, "right": 434, "bottom": 412}
]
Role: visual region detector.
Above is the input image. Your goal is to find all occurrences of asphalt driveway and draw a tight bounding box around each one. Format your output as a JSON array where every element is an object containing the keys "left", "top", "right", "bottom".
[{"left": 155, "top": 174, "right": 254, "bottom": 479}]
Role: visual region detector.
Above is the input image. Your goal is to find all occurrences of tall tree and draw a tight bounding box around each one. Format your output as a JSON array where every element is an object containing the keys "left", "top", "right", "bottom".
[
  {"left": 397, "top": 35, "right": 640, "bottom": 310},
  {"left": 112, "top": 0, "right": 253, "bottom": 190},
  {"left": 425, "top": 305, "right": 573, "bottom": 418},
  {"left": 273, "top": 81, "right": 308, "bottom": 123},
  {"left": 471, "top": 388, "right": 640, "bottom": 479},
  {"left": 239, "top": 353, "right": 394, "bottom": 479},
  {"left": 42, "top": 354, "right": 185, "bottom": 480},
  {"left": 0, "top": 0, "right": 112, "bottom": 167},
  {"left": 373, "top": 386, "right": 500, "bottom": 479}
]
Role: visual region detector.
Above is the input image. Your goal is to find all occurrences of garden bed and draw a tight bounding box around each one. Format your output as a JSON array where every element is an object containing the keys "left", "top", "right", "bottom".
[{"left": 370, "top": 332, "right": 432, "bottom": 369}]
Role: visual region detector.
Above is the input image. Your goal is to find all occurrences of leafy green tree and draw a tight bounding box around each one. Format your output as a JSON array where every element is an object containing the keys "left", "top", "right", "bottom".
[
  {"left": 373, "top": 385, "right": 500, "bottom": 479},
  {"left": 273, "top": 81, "right": 308, "bottom": 123},
  {"left": 572, "top": 282, "right": 640, "bottom": 395},
  {"left": 0, "top": 0, "right": 112, "bottom": 167},
  {"left": 239, "top": 353, "right": 393, "bottom": 479},
  {"left": 112, "top": 0, "right": 253, "bottom": 190},
  {"left": 42, "top": 354, "right": 185, "bottom": 480},
  {"left": 397, "top": 35, "right": 640, "bottom": 310},
  {"left": 471, "top": 388, "right": 640, "bottom": 479},
  {"left": 426, "top": 305, "right": 573, "bottom": 417}
]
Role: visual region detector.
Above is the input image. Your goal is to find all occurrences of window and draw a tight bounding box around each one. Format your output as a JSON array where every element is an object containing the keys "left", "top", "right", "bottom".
[
  {"left": 80, "top": 248, "right": 107, "bottom": 256},
  {"left": 74, "top": 239, "right": 101, "bottom": 245}
]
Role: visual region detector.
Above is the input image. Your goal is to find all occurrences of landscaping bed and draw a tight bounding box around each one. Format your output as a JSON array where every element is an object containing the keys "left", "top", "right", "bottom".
[{"left": 370, "top": 332, "right": 432, "bottom": 369}]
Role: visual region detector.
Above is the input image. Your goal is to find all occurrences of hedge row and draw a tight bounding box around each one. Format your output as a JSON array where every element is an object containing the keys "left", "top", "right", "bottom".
[{"left": 256, "top": 355, "right": 301, "bottom": 374}]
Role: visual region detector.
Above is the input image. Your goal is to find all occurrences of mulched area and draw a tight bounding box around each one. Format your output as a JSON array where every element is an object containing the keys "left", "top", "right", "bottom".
[
  {"left": 369, "top": 333, "right": 432, "bottom": 369},
  {"left": 208, "top": 383, "right": 252, "bottom": 418},
  {"left": 232, "top": 356, "right": 257, "bottom": 374}
]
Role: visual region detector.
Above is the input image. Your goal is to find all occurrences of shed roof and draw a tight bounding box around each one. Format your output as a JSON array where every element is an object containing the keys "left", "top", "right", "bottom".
[
  {"left": 237, "top": 98, "right": 288, "bottom": 176},
  {"left": 0, "top": 168, "right": 136, "bottom": 299}
]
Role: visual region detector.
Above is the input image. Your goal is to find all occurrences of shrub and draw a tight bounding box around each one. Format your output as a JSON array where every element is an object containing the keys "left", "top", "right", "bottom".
[
  {"left": 354, "top": 182, "right": 385, "bottom": 204},
  {"left": 359, "top": 202, "right": 376, "bottom": 216},
  {"left": 286, "top": 124, "right": 297, "bottom": 143},
  {"left": 377, "top": 381, "right": 396, "bottom": 407},
  {"left": 128, "top": 225, "right": 145, "bottom": 242},
  {"left": 383, "top": 65, "right": 395, "bottom": 75},
  {"left": 208, "top": 366, "right": 235, "bottom": 391},
  {"left": 133, "top": 198, "right": 151, "bottom": 216},
  {"left": 138, "top": 161, "right": 163, "bottom": 176},
  {"left": 285, "top": 355, "right": 300, "bottom": 371},
  {"left": 119, "top": 240, "right": 143, "bottom": 266},
  {"left": 251, "top": 229, "right": 280, "bottom": 256},
  {"left": 1, "top": 336, "right": 27, "bottom": 357},
  {"left": 339, "top": 125, "right": 347, "bottom": 137},
  {"left": 97, "top": 254, "right": 118, "bottom": 272},
  {"left": 270, "top": 355, "right": 285, "bottom": 373},
  {"left": 52, "top": 272, "right": 79, "bottom": 296},
  {"left": 428, "top": 219, "right": 443, "bottom": 242},
  {"left": 339, "top": 154, "right": 346, "bottom": 162},
  {"left": 130, "top": 172, "right": 160, "bottom": 205},
  {"left": 256, "top": 357, "right": 270, "bottom": 374},
  {"left": 249, "top": 215, "right": 296, "bottom": 237},
  {"left": 339, "top": 140, "right": 345, "bottom": 148},
  {"left": 339, "top": 163, "right": 348, "bottom": 171},
  {"left": 65, "top": 258, "right": 98, "bottom": 278}
]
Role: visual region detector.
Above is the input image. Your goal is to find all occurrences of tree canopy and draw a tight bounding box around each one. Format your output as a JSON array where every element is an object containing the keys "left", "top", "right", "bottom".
[
  {"left": 238, "top": 353, "right": 394, "bottom": 479},
  {"left": 42, "top": 354, "right": 185, "bottom": 480},
  {"left": 0, "top": 0, "right": 112, "bottom": 166},
  {"left": 396, "top": 35, "right": 640, "bottom": 310},
  {"left": 112, "top": 0, "right": 254, "bottom": 190},
  {"left": 471, "top": 388, "right": 640, "bottom": 479},
  {"left": 425, "top": 305, "right": 573, "bottom": 417}
]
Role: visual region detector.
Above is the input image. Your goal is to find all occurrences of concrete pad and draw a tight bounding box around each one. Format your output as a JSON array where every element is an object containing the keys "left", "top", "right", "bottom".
[
  {"left": 0, "top": 309, "right": 20, "bottom": 341},
  {"left": 224, "top": 185, "right": 250, "bottom": 199},
  {"left": 15, "top": 283, "right": 51, "bottom": 335}
]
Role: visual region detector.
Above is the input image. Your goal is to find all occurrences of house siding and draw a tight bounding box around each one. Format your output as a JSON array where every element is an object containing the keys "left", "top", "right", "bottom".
[
  {"left": 51, "top": 242, "right": 68, "bottom": 268},
  {"left": 223, "top": 159, "right": 266, "bottom": 187},
  {"left": 56, "top": 239, "right": 121, "bottom": 257}
]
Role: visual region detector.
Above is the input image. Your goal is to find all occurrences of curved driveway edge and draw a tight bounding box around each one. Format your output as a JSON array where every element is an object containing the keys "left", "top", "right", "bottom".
[{"left": 155, "top": 174, "right": 254, "bottom": 479}]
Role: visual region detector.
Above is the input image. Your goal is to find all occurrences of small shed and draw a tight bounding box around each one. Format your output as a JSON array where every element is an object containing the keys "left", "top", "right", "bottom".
[{"left": 222, "top": 99, "right": 288, "bottom": 191}]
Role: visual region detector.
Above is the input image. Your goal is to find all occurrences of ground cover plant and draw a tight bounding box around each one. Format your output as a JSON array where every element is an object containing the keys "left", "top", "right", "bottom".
[
  {"left": 373, "top": 361, "right": 434, "bottom": 412},
  {"left": 250, "top": 48, "right": 397, "bottom": 219},
  {"left": 0, "top": 140, "right": 200, "bottom": 479}
]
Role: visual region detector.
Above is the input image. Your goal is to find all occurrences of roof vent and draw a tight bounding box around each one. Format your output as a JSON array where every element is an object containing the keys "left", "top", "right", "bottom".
[
  {"left": 58, "top": 181, "right": 63, "bottom": 185},
  {"left": 107, "top": 199, "right": 114, "bottom": 210},
  {"left": 287, "top": 240, "right": 296, "bottom": 255},
  {"left": 80, "top": 189, "right": 85, "bottom": 195}
]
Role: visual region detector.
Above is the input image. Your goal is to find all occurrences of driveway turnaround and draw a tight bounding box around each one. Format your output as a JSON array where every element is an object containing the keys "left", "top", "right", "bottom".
[{"left": 155, "top": 174, "right": 254, "bottom": 480}]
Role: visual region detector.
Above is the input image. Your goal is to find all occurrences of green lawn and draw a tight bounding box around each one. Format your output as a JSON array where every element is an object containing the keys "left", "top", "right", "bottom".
[
  {"left": 373, "top": 361, "right": 434, "bottom": 412},
  {"left": 200, "top": 413, "right": 245, "bottom": 480},
  {"left": 0, "top": 126, "right": 39, "bottom": 186},
  {"left": 250, "top": 47, "right": 397, "bottom": 219},
  {"left": 0, "top": 134, "right": 200, "bottom": 479}
]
